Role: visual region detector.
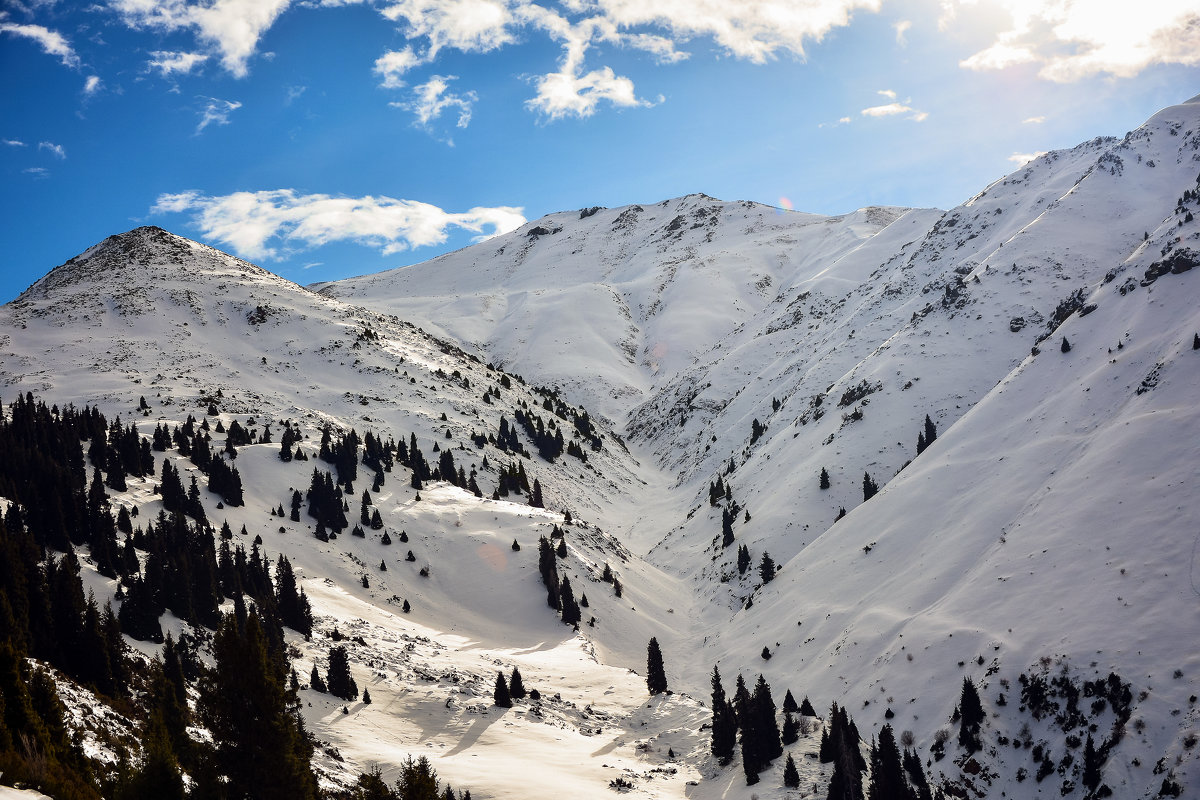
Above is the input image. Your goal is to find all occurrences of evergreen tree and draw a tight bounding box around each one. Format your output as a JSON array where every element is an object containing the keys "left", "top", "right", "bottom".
[
  {"left": 1061, "top": 336, "right": 1071, "bottom": 353},
  {"left": 197, "top": 611, "right": 318, "bottom": 799},
  {"left": 646, "top": 637, "right": 668, "bottom": 695},
  {"left": 753, "top": 673, "right": 782, "bottom": 762},
  {"left": 559, "top": 575, "right": 581, "bottom": 626},
  {"left": 737, "top": 544, "right": 751, "bottom": 575},
  {"left": 957, "top": 677, "right": 984, "bottom": 754},
  {"left": 509, "top": 667, "right": 526, "bottom": 699},
  {"left": 310, "top": 665, "right": 327, "bottom": 693},
  {"left": 820, "top": 467, "right": 831, "bottom": 490},
  {"left": 327, "top": 645, "right": 358, "bottom": 701},
  {"left": 867, "top": 724, "right": 908, "bottom": 800},
  {"left": 863, "top": 472, "right": 879, "bottom": 501},
  {"left": 759, "top": 552, "right": 776, "bottom": 584},
  {"left": 782, "top": 711, "right": 800, "bottom": 745},
  {"left": 800, "top": 695, "right": 817, "bottom": 716},
  {"left": 1082, "top": 733, "right": 1102, "bottom": 791},
  {"left": 722, "top": 507, "right": 735, "bottom": 548},
  {"left": 710, "top": 665, "right": 738, "bottom": 767},
  {"left": 783, "top": 689, "right": 799, "bottom": 714},
  {"left": 493, "top": 671, "right": 512, "bottom": 707},
  {"left": 783, "top": 752, "right": 800, "bottom": 788}
]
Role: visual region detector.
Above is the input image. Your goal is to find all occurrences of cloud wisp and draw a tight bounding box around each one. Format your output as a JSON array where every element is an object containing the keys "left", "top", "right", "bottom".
[
  {"left": 150, "top": 189, "right": 527, "bottom": 261},
  {"left": 38, "top": 141, "right": 66, "bottom": 159},
  {"left": 0, "top": 19, "right": 79, "bottom": 68},
  {"left": 861, "top": 91, "right": 927, "bottom": 122},
  {"left": 195, "top": 97, "right": 242, "bottom": 134}
]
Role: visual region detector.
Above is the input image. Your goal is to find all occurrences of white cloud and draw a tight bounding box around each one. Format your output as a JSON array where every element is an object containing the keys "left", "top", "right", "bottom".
[
  {"left": 38, "top": 141, "right": 66, "bottom": 159},
  {"left": 405, "top": 75, "right": 477, "bottom": 127},
  {"left": 150, "top": 189, "right": 527, "bottom": 260},
  {"left": 195, "top": 96, "right": 242, "bottom": 133},
  {"left": 83, "top": 75, "right": 102, "bottom": 94},
  {"left": 374, "top": 47, "right": 423, "bottom": 88},
  {"left": 23, "top": 167, "right": 49, "bottom": 178},
  {"left": 0, "top": 19, "right": 79, "bottom": 68},
  {"left": 861, "top": 100, "right": 926, "bottom": 121},
  {"left": 1023, "top": 115, "right": 1045, "bottom": 124},
  {"left": 147, "top": 50, "right": 209, "bottom": 76},
  {"left": 111, "top": 0, "right": 293, "bottom": 77},
  {"left": 285, "top": 84, "right": 307, "bottom": 104},
  {"left": 894, "top": 19, "right": 911, "bottom": 46},
  {"left": 950, "top": 0, "right": 1200, "bottom": 82},
  {"left": 378, "top": 0, "right": 516, "bottom": 58},
  {"left": 877, "top": 88, "right": 896, "bottom": 99},
  {"left": 587, "top": 0, "right": 883, "bottom": 63},
  {"left": 1008, "top": 150, "right": 1047, "bottom": 166},
  {"left": 3, "top": 138, "right": 27, "bottom": 147}
]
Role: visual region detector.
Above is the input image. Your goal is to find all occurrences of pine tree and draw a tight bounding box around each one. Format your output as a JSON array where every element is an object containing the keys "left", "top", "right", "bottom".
[
  {"left": 957, "top": 677, "right": 984, "bottom": 754},
  {"left": 800, "top": 695, "right": 817, "bottom": 716},
  {"left": 863, "top": 472, "right": 879, "bottom": 501},
  {"left": 820, "top": 467, "right": 831, "bottom": 490},
  {"left": 737, "top": 544, "right": 751, "bottom": 575},
  {"left": 753, "top": 673, "right": 782, "bottom": 762},
  {"left": 710, "top": 665, "right": 737, "bottom": 766},
  {"left": 363, "top": 688, "right": 372, "bottom": 705},
  {"left": 509, "top": 667, "right": 526, "bottom": 700},
  {"left": 782, "top": 689, "right": 798, "bottom": 714},
  {"left": 310, "top": 665, "right": 327, "bottom": 693},
  {"left": 1082, "top": 733, "right": 1102, "bottom": 790},
  {"left": 646, "top": 637, "right": 668, "bottom": 695},
  {"left": 782, "top": 711, "right": 800, "bottom": 745},
  {"left": 759, "top": 552, "right": 776, "bottom": 584},
  {"left": 867, "top": 724, "right": 907, "bottom": 800},
  {"left": 560, "top": 575, "right": 581, "bottom": 626},
  {"left": 197, "top": 612, "right": 319, "bottom": 799},
  {"left": 1061, "top": 336, "right": 1071, "bottom": 353},
  {"left": 783, "top": 752, "right": 800, "bottom": 788},
  {"left": 493, "top": 671, "right": 512, "bottom": 707}
]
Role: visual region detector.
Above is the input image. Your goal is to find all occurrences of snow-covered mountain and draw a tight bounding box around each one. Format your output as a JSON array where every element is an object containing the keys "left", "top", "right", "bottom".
[{"left": 3, "top": 94, "right": 1200, "bottom": 799}]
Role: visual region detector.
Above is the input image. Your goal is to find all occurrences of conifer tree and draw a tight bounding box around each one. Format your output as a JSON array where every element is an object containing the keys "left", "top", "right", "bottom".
[
  {"left": 310, "top": 665, "right": 327, "bottom": 693},
  {"left": 782, "top": 711, "right": 800, "bottom": 745},
  {"left": 863, "top": 472, "right": 879, "bottom": 501},
  {"left": 559, "top": 575, "right": 581, "bottom": 626},
  {"left": 646, "top": 637, "right": 668, "bottom": 695},
  {"left": 493, "top": 671, "right": 512, "bottom": 707},
  {"left": 509, "top": 667, "right": 526, "bottom": 700},
  {"left": 737, "top": 544, "right": 751, "bottom": 575},
  {"left": 753, "top": 673, "right": 782, "bottom": 762},
  {"left": 800, "top": 695, "right": 817, "bottom": 716},
  {"left": 820, "top": 467, "right": 831, "bottom": 489},
  {"left": 867, "top": 724, "right": 907, "bottom": 800},
  {"left": 957, "top": 677, "right": 984, "bottom": 754},
  {"left": 783, "top": 752, "right": 800, "bottom": 788},
  {"left": 327, "top": 645, "right": 358, "bottom": 701},
  {"left": 759, "top": 552, "right": 776, "bottom": 584},
  {"left": 710, "top": 665, "right": 738, "bottom": 766},
  {"left": 198, "top": 612, "right": 318, "bottom": 799}
]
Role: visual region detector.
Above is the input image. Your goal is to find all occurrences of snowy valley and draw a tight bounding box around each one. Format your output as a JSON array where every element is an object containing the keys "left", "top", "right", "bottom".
[{"left": 2, "top": 95, "right": 1200, "bottom": 800}]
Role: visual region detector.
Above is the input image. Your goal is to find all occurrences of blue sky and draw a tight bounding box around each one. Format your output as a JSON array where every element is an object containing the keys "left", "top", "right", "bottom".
[{"left": 2, "top": 0, "right": 1198, "bottom": 303}]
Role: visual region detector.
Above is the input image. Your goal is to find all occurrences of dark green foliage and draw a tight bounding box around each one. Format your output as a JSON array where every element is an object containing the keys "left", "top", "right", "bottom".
[
  {"left": 737, "top": 544, "right": 751, "bottom": 575},
  {"left": 307, "top": 468, "right": 349, "bottom": 532},
  {"left": 820, "top": 467, "right": 831, "bottom": 489},
  {"left": 509, "top": 667, "right": 526, "bottom": 700},
  {"left": 493, "top": 671, "right": 512, "bottom": 707},
  {"left": 863, "top": 472, "right": 879, "bottom": 501},
  {"left": 784, "top": 752, "right": 800, "bottom": 788},
  {"left": 750, "top": 418, "right": 766, "bottom": 445},
  {"left": 867, "top": 724, "right": 909, "bottom": 800},
  {"left": 1061, "top": 336, "right": 1071, "bottom": 353},
  {"left": 800, "top": 695, "right": 817, "bottom": 716},
  {"left": 327, "top": 645, "right": 358, "bottom": 701},
  {"left": 1082, "top": 734, "right": 1103, "bottom": 790},
  {"left": 782, "top": 711, "right": 800, "bottom": 745},
  {"left": 197, "top": 611, "right": 318, "bottom": 799},
  {"left": 753, "top": 673, "right": 782, "bottom": 762},
  {"left": 537, "top": 535, "right": 560, "bottom": 610},
  {"left": 759, "top": 552, "right": 776, "bottom": 584},
  {"left": 646, "top": 637, "right": 668, "bottom": 695},
  {"left": 722, "top": 507, "right": 735, "bottom": 548},
  {"left": 783, "top": 689, "right": 798, "bottom": 714},
  {"left": 560, "top": 575, "right": 581, "bottom": 626},
  {"left": 957, "top": 677, "right": 984, "bottom": 754},
  {"left": 710, "top": 665, "right": 737, "bottom": 766}
]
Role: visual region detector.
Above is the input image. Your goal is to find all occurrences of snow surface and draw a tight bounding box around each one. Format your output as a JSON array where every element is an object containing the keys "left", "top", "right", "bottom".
[{"left": 3, "top": 96, "right": 1200, "bottom": 798}]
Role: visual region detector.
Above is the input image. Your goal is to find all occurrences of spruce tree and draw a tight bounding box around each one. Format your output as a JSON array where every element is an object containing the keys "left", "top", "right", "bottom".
[
  {"left": 753, "top": 673, "right": 782, "bottom": 762},
  {"left": 867, "top": 724, "right": 907, "bottom": 800},
  {"left": 559, "top": 576, "right": 581, "bottom": 626},
  {"left": 800, "top": 695, "right": 817, "bottom": 716},
  {"left": 782, "top": 711, "right": 800, "bottom": 745},
  {"left": 646, "top": 637, "right": 668, "bottom": 695},
  {"left": 710, "top": 665, "right": 737, "bottom": 766},
  {"left": 783, "top": 752, "right": 800, "bottom": 788},
  {"left": 783, "top": 689, "right": 798, "bottom": 714},
  {"left": 957, "top": 677, "right": 984, "bottom": 753},
  {"left": 820, "top": 467, "right": 831, "bottom": 489},
  {"left": 509, "top": 667, "right": 526, "bottom": 700},
  {"left": 493, "top": 671, "right": 512, "bottom": 708},
  {"left": 759, "top": 552, "right": 776, "bottom": 584},
  {"left": 863, "top": 472, "right": 879, "bottom": 502}
]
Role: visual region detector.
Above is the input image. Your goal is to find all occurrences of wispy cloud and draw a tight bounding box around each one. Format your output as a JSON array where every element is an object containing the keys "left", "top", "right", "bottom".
[
  {"left": 861, "top": 98, "right": 927, "bottom": 122},
  {"left": 374, "top": 46, "right": 424, "bottom": 89},
  {"left": 950, "top": 0, "right": 1200, "bottom": 82},
  {"left": 1023, "top": 115, "right": 1046, "bottom": 124},
  {"left": 403, "top": 75, "right": 477, "bottom": 128},
  {"left": 195, "top": 97, "right": 242, "bottom": 134},
  {"left": 894, "top": 19, "right": 911, "bottom": 46},
  {"left": 38, "top": 141, "right": 66, "bottom": 159},
  {"left": 23, "top": 167, "right": 49, "bottom": 178},
  {"left": 1008, "top": 151, "right": 1047, "bottom": 166},
  {"left": 147, "top": 50, "right": 208, "bottom": 77},
  {"left": 877, "top": 89, "right": 896, "bottom": 100},
  {"left": 0, "top": 20, "right": 79, "bottom": 68},
  {"left": 83, "top": 75, "right": 101, "bottom": 95},
  {"left": 150, "top": 189, "right": 527, "bottom": 260},
  {"left": 285, "top": 85, "right": 307, "bottom": 105},
  {"left": 3, "top": 138, "right": 26, "bottom": 147}
]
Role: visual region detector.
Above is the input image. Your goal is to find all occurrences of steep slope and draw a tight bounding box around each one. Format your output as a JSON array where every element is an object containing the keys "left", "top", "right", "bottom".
[{"left": 314, "top": 195, "right": 941, "bottom": 424}]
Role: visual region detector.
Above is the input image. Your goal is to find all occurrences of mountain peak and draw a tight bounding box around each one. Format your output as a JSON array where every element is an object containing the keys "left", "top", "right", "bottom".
[{"left": 15, "top": 226, "right": 285, "bottom": 305}]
